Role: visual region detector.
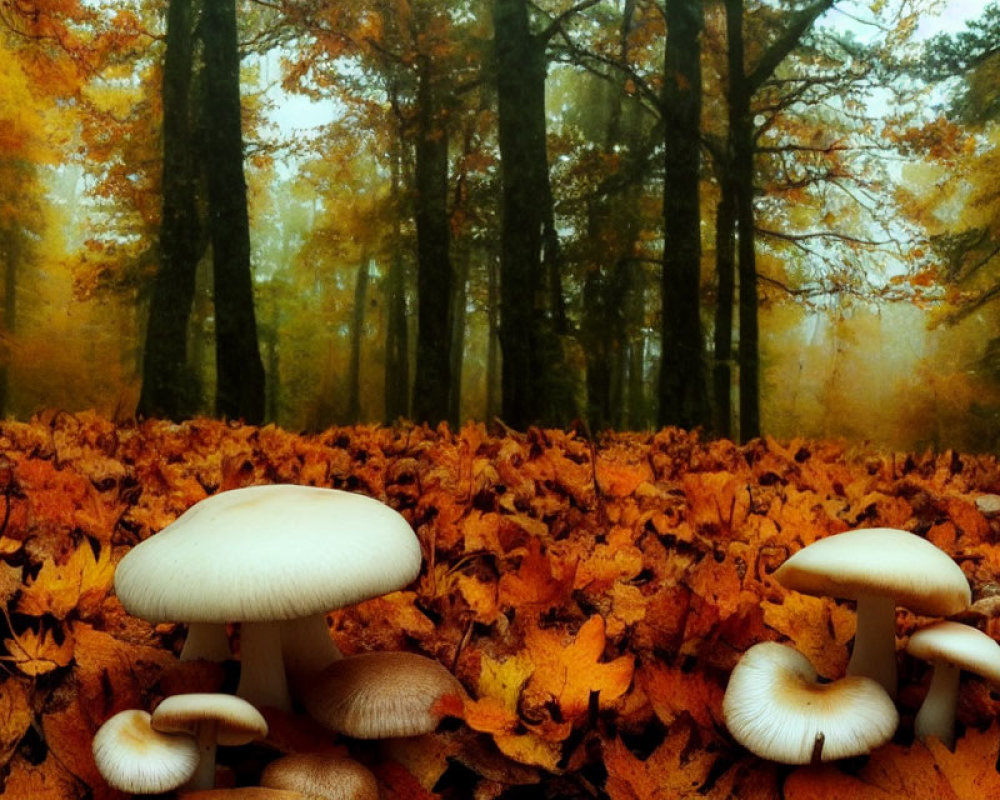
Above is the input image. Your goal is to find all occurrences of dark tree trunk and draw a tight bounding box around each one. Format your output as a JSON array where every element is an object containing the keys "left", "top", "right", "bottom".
[
  {"left": 724, "top": 0, "right": 833, "bottom": 440},
  {"left": 494, "top": 0, "right": 569, "bottom": 429},
  {"left": 201, "top": 0, "right": 265, "bottom": 423},
  {"left": 659, "top": 0, "right": 708, "bottom": 430},
  {"left": 138, "top": 0, "right": 201, "bottom": 420},
  {"left": 346, "top": 253, "right": 370, "bottom": 423},
  {"left": 411, "top": 56, "right": 454, "bottom": 425}
]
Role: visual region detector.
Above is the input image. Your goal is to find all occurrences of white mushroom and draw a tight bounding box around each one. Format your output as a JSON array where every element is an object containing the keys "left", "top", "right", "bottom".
[
  {"left": 906, "top": 621, "right": 1000, "bottom": 748},
  {"left": 114, "top": 485, "right": 422, "bottom": 710},
  {"left": 151, "top": 693, "right": 268, "bottom": 790},
  {"left": 723, "top": 641, "right": 898, "bottom": 764},
  {"left": 774, "top": 527, "right": 970, "bottom": 697},
  {"left": 92, "top": 709, "right": 199, "bottom": 794}
]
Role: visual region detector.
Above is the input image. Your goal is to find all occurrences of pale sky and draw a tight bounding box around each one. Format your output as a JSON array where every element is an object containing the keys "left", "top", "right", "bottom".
[{"left": 915, "top": 0, "right": 988, "bottom": 39}]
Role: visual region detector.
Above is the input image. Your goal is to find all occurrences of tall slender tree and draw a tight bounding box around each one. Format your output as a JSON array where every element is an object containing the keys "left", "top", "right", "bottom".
[
  {"left": 493, "top": 0, "right": 598, "bottom": 429},
  {"left": 720, "top": 0, "right": 835, "bottom": 440},
  {"left": 137, "top": 0, "right": 201, "bottom": 420},
  {"left": 201, "top": 0, "right": 265, "bottom": 422},
  {"left": 411, "top": 53, "right": 455, "bottom": 424},
  {"left": 659, "top": 0, "right": 709, "bottom": 430}
]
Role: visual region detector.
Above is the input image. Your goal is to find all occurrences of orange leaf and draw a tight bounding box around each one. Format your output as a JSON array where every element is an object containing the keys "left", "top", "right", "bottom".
[
  {"left": 636, "top": 661, "right": 724, "bottom": 729},
  {"left": 2, "top": 754, "right": 82, "bottom": 800},
  {"left": 18, "top": 542, "right": 114, "bottom": 619},
  {"left": 0, "top": 679, "right": 33, "bottom": 767},
  {"left": 926, "top": 722, "right": 1000, "bottom": 798},
  {"left": 3, "top": 623, "right": 74, "bottom": 676},
  {"left": 604, "top": 720, "right": 717, "bottom": 799},
  {"left": 497, "top": 538, "right": 577, "bottom": 611},
  {"left": 761, "top": 592, "right": 854, "bottom": 679},
  {"left": 522, "top": 615, "right": 634, "bottom": 722}
]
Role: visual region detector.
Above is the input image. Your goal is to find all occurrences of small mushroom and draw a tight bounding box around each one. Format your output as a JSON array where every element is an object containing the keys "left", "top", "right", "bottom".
[
  {"left": 151, "top": 693, "right": 268, "bottom": 790},
  {"left": 774, "top": 527, "right": 970, "bottom": 697},
  {"left": 261, "top": 753, "right": 379, "bottom": 800},
  {"left": 906, "top": 621, "right": 1000, "bottom": 748},
  {"left": 301, "top": 650, "right": 466, "bottom": 739},
  {"left": 115, "top": 485, "right": 422, "bottom": 710},
  {"left": 723, "top": 641, "right": 898, "bottom": 764},
  {"left": 92, "top": 708, "right": 199, "bottom": 794}
]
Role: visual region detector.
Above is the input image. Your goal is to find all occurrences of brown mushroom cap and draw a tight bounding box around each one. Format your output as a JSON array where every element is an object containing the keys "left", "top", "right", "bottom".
[
  {"left": 774, "top": 528, "right": 970, "bottom": 615},
  {"left": 261, "top": 753, "right": 379, "bottom": 800},
  {"left": 302, "top": 650, "right": 466, "bottom": 739}
]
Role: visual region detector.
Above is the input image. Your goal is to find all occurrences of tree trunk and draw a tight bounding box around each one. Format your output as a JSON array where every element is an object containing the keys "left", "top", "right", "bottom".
[
  {"left": 494, "top": 0, "right": 570, "bottom": 428},
  {"left": 724, "top": 0, "right": 833, "bottom": 440},
  {"left": 138, "top": 0, "right": 201, "bottom": 420},
  {"left": 346, "top": 253, "right": 370, "bottom": 423},
  {"left": 659, "top": 0, "right": 708, "bottom": 430},
  {"left": 411, "top": 56, "right": 454, "bottom": 425},
  {"left": 201, "top": 0, "right": 265, "bottom": 423}
]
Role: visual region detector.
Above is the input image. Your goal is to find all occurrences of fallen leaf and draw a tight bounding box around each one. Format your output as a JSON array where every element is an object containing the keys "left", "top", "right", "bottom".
[
  {"left": 3, "top": 623, "right": 75, "bottom": 676},
  {"left": 604, "top": 720, "right": 717, "bottom": 799},
  {"left": 18, "top": 542, "right": 114, "bottom": 619}
]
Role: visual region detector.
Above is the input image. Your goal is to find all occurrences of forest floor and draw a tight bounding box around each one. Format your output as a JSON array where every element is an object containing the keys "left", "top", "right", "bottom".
[{"left": 0, "top": 411, "right": 998, "bottom": 799}]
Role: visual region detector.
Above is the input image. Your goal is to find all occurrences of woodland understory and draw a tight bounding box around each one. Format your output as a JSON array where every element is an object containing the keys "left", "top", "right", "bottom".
[{"left": 1, "top": 411, "right": 1000, "bottom": 798}]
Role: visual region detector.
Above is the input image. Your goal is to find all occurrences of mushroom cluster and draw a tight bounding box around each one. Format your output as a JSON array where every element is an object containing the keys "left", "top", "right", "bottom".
[
  {"left": 723, "top": 526, "right": 996, "bottom": 762},
  {"left": 94, "top": 484, "right": 466, "bottom": 796}
]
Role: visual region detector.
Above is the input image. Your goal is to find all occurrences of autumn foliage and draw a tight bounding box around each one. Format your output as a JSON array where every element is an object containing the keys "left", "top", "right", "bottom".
[{"left": 2, "top": 412, "right": 1000, "bottom": 798}]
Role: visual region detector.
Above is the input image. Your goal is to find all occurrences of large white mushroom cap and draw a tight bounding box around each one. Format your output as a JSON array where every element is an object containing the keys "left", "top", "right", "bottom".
[
  {"left": 773, "top": 527, "right": 970, "bottom": 697},
  {"left": 723, "top": 641, "right": 898, "bottom": 764},
  {"left": 115, "top": 484, "right": 422, "bottom": 623},
  {"left": 774, "top": 528, "right": 970, "bottom": 616}
]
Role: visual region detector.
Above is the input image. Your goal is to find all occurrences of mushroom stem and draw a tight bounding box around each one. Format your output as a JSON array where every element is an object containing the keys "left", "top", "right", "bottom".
[
  {"left": 237, "top": 621, "right": 292, "bottom": 711},
  {"left": 282, "top": 613, "right": 342, "bottom": 699},
  {"left": 914, "top": 661, "right": 961, "bottom": 749},
  {"left": 847, "top": 593, "right": 898, "bottom": 699},
  {"left": 187, "top": 719, "right": 219, "bottom": 791},
  {"left": 180, "top": 622, "right": 232, "bottom": 662}
]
